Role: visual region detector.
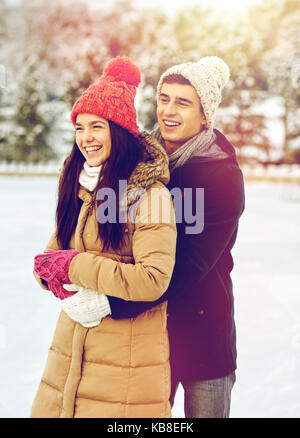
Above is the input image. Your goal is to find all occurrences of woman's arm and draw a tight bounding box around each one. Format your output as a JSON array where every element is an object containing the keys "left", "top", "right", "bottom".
[{"left": 68, "top": 186, "right": 177, "bottom": 302}]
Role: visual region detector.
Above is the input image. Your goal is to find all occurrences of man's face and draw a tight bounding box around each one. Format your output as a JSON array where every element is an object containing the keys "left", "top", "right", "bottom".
[{"left": 157, "top": 82, "right": 206, "bottom": 154}]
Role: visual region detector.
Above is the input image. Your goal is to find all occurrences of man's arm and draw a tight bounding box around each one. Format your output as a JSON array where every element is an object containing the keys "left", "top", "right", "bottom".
[{"left": 108, "top": 161, "right": 245, "bottom": 319}]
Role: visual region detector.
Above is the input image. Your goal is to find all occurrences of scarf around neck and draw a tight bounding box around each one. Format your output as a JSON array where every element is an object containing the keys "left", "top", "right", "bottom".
[
  {"left": 152, "top": 126, "right": 216, "bottom": 173},
  {"left": 79, "top": 161, "right": 102, "bottom": 192}
]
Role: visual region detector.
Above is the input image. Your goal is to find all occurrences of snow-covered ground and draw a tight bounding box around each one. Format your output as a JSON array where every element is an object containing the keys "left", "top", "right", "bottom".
[{"left": 0, "top": 176, "right": 299, "bottom": 418}]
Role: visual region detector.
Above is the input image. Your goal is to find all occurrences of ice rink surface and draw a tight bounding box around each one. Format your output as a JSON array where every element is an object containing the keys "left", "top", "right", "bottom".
[{"left": 0, "top": 176, "right": 299, "bottom": 418}]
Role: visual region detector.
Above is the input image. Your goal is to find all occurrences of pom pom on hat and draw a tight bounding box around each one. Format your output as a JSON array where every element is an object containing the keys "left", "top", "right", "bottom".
[
  {"left": 104, "top": 56, "right": 141, "bottom": 87},
  {"left": 70, "top": 56, "right": 141, "bottom": 137},
  {"left": 197, "top": 56, "right": 230, "bottom": 88},
  {"left": 157, "top": 55, "right": 230, "bottom": 128}
]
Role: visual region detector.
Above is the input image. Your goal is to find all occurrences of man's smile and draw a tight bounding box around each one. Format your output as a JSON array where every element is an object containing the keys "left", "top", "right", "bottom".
[{"left": 163, "top": 119, "right": 181, "bottom": 128}]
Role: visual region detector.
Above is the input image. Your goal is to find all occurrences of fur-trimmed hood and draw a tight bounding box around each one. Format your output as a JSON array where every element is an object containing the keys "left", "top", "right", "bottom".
[{"left": 121, "top": 131, "right": 170, "bottom": 210}]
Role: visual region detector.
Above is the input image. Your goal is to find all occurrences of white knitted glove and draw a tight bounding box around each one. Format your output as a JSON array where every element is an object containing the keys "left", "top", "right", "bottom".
[{"left": 61, "top": 284, "right": 111, "bottom": 328}]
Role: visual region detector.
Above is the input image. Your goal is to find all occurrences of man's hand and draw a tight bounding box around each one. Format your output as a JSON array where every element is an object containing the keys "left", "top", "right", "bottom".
[{"left": 61, "top": 284, "right": 111, "bottom": 328}]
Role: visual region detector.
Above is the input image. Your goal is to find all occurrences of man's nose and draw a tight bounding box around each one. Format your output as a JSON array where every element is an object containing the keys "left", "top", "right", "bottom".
[{"left": 164, "top": 101, "right": 176, "bottom": 116}]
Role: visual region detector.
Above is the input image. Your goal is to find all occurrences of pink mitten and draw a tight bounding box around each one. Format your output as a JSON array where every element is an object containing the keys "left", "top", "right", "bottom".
[{"left": 34, "top": 249, "right": 80, "bottom": 299}]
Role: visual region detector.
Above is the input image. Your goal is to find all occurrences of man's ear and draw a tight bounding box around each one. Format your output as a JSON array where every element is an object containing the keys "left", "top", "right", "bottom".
[{"left": 201, "top": 118, "right": 208, "bottom": 128}]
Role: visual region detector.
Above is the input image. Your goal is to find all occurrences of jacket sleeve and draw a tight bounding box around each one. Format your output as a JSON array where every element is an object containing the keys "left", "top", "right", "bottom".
[
  {"left": 68, "top": 185, "right": 177, "bottom": 302},
  {"left": 108, "top": 161, "right": 245, "bottom": 318},
  {"left": 162, "top": 163, "right": 245, "bottom": 303}
]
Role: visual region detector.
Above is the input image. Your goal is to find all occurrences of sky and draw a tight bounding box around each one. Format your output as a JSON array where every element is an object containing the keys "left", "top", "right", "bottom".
[
  {"left": 132, "top": 0, "right": 263, "bottom": 14},
  {"left": 5, "top": 0, "right": 263, "bottom": 11}
]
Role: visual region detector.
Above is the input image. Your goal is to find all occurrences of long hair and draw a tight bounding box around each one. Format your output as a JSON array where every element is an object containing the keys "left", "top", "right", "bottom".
[{"left": 56, "top": 120, "right": 143, "bottom": 251}]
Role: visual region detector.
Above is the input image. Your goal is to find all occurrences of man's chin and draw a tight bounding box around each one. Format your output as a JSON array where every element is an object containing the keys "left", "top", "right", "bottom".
[{"left": 161, "top": 131, "right": 181, "bottom": 143}]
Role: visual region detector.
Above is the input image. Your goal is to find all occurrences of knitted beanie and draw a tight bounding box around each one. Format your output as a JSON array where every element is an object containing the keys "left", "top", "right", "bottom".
[
  {"left": 70, "top": 56, "right": 141, "bottom": 137},
  {"left": 157, "top": 56, "right": 230, "bottom": 128}
]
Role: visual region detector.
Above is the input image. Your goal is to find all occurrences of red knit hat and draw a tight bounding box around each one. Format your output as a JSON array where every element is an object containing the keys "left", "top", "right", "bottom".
[{"left": 70, "top": 56, "right": 141, "bottom": 137}]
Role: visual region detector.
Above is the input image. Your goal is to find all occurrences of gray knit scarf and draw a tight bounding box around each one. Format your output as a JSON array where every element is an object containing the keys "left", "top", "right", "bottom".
[{"left": 152, "top": 126, "right": 216, "bottom": 173}]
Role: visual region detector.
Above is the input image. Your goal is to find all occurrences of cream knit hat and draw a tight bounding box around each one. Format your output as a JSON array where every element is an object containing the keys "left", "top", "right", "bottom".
[{"left": 157, "top": 56, "right": 230, "bottom": 128}]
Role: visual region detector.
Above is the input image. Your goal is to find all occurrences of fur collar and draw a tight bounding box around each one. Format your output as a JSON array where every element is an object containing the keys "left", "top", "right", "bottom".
[{"left": 124, "top": 131, "right": 169, "bottom": 209}]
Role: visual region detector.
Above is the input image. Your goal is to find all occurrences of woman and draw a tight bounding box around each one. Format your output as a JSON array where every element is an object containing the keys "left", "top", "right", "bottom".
[{"left": 31, "top": 57, "right": 177, "bottom": 418}]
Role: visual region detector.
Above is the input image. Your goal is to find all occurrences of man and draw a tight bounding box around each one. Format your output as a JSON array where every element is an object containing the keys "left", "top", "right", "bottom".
[{"left": 64, "top": 56, "right": 245, "bottom": 418}]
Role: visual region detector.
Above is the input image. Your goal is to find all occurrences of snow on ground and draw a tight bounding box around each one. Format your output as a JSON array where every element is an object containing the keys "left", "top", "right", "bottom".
[{"left": 0, "top": 176, "right": 299, "bottom": 418}]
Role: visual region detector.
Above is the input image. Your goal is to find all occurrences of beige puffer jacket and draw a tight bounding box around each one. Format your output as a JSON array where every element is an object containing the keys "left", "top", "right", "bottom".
[{"left": 30, "top": 132, "right": 177, "bottom": 418}]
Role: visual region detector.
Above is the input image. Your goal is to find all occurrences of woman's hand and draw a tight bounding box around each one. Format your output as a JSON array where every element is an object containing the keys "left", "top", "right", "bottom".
[
  {"left": 61, "top": 284, "right": 111, "bottom": 327},
  {"left": 34, "top": 249, "right": 80, "bottom": 299}
]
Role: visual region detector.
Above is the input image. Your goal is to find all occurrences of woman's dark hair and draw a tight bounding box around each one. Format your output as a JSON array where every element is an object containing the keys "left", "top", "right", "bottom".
[{"left": 56, "top": 120, "right": 143, "bottom": 251}]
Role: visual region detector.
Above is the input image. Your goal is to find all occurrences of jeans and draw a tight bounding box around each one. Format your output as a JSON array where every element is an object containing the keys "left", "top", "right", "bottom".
[{"left": 170, "top": 372, "right": 236, "bottom": 418}]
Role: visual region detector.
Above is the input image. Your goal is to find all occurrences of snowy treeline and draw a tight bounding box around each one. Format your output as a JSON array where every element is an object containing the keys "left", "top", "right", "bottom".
[
  {"left": 0, "top": 161, "right": 300, "bottom": 184},
  {"left": 0, "top": 0, "right": 299, "bottom": 165}
]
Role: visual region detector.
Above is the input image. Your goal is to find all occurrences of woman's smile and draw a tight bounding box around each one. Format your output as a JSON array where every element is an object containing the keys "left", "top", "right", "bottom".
[{"left": 84, "top": 145, "right": 103, "bottom": 154}]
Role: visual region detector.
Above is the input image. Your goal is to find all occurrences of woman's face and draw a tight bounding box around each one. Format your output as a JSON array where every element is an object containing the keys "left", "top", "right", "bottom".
[{"left": 75, "top": 113, "right": 112, "bottom": 167}]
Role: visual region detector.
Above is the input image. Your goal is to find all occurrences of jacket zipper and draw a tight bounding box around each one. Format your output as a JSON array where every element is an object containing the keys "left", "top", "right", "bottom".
[{"left": 81, "top": 191, "right": 96, "bottom": 252}]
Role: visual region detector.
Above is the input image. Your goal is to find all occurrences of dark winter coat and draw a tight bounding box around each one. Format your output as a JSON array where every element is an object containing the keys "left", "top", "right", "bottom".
[{"left": 107, "top": 129, "right": 245, "bottom": 382}]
